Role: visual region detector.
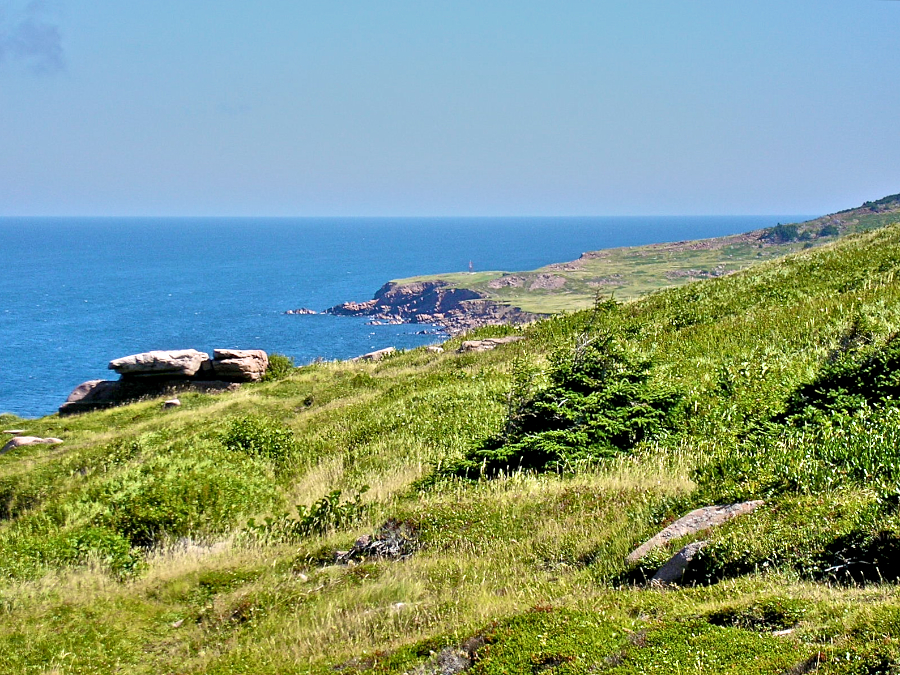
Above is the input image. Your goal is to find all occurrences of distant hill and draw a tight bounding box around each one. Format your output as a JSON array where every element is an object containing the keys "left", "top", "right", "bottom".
[
  {"left": 328, "top": 192, "right": 900, "bottom": 328},
  {"left": 4, "top": 194, "right": 900, "bottom": 672}
]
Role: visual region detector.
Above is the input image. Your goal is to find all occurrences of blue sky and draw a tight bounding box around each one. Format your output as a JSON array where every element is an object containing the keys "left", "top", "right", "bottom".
[{"left": 1, "top": 1, "right": 898, "bottom": 216}]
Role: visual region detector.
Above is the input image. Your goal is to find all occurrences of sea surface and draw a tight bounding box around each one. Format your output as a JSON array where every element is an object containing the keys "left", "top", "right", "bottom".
[{"left": 1, "top": 216, "right": 808, "bottom": 418}]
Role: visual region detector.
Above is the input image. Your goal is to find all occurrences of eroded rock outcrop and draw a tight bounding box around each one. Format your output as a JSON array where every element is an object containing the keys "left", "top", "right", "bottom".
[
  {"left": 211, "top": 349, "right": 268, "bottom": 382},
  {"left": 352, "top": 347, "right": 396, "bottom": 362},
  {"left": 457, "top": 336, "right": 525, "bottom": 353},
  {"left": 650, "top": 541, "right": 709, "bottom": 586},
  {"left": 626, "top": 500, "right": 764, "bottom": 565},
  {"left": 325, "top": 280, "right": 543, "bottom": 335},
  {"left": 60, "top": 348, "right": 269, "bottom": 415},
  {"left": 109, "top": 349, "right": 210, "bottom": 378}
]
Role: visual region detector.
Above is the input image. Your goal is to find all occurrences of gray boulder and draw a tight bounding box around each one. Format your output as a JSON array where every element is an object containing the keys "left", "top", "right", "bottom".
[
  {"left": 352, "top": 347, "right": 396, "bottom": 362},
  {"left": 59, "top": 378, "right": 241, "bottom": 416},
  {"left": 109, "top": 349, "right": 210, "bottom": 378},
  {"left": 1, "top": 436, "right": 63, "bottom": 454},
  {"left": 211, "top": 349, "right": 269, "bottom": 382},
  {"left": 58, "top": 379, "right": 123, "bottom": 415},
  {"left": 626, "top": 500, "right": 764, "bottom": 564},
  {"left": 650, "top": 541, "right": 708, "bottom": 586},
  {"left": 457, "top": 336, "right": 525, "bottom": 352}
]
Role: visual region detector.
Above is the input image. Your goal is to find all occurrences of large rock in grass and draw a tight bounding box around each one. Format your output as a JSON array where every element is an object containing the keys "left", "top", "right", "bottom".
[
  {"left": 109, "top": 349, "right": 210, "bottom": 378},
  {"left": 457, "top": 336, "right": 525, "bottom": 353},
  {"left": 352, "top": 347, "right": 396, "bottom": 362},
  {"left": 650, "top": 541, "right": 708, "bottom": 586},
  {"left": 59, "top": 378, "right": 242, "bottom": 415},
  {"left": 626, "top": 500, "right": 764, "bottom": 564},
  {"left": 211, "top": 349, "right": 269, "bottom": 382},
  {"left": 1, "top": 436, "right": 63, "bottom": 454},
  {"left": 58, "top": 379, "right": 123, "bottom": 415}
]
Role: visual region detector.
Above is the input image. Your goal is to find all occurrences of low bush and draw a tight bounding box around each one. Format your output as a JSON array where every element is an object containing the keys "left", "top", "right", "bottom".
[
  {"left": 763, "top": 223, "right": 800, "bottom": 243},
  {"left": 221, "top": 415, "right": 296, "bottom": 464},
  {"left": 447, "top": 330, "right": 682, "bottom": 477},
  {"left": 262, "top": 353, "right": 295, "bottom": 381},
  {"left": 245, "top": 487, "right": 368, "bottom": 543},
  {"left": 89, "top": 449, "right": 278, "bottom": 547},
  {"left": 781, "top": 330, "right": 900, "bottom": 425}
]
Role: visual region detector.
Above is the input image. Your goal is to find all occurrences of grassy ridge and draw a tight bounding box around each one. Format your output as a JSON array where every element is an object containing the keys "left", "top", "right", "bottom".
[
  {"left": 395, "top": 194, "right": 900, "bottom": 314},
  {"left": 3, "top": 217, "right": 900, "bottom": 672}
]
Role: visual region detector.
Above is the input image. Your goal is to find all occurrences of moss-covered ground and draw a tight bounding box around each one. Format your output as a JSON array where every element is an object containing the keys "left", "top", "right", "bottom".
[{"left": 3, "top": 207, "right": 900, "bottom": 672}]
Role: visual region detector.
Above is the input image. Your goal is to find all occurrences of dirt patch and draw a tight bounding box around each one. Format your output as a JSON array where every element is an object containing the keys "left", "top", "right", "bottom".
[{"left": 528, "top": 274, "right": 567, "bottom": 290}]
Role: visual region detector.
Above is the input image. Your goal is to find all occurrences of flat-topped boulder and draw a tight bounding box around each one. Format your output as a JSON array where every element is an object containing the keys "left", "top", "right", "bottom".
[
  {"left": 458, "top": 336, "right": 525, "bottom": 352},
  {"left": 2, "top": 436, "right": 63, "bottom": 454},
  {"left": 352, "top": 347, "right": 396, "bottom": 362},
  {"left": 211, "top": 349, "right": 269, "bottom": 382},
  {"left": 109, "top": 349, "right": 210, "bottom": 378},
  {"left": 60, "top": 347, "right": 270, "bottom": 415}
]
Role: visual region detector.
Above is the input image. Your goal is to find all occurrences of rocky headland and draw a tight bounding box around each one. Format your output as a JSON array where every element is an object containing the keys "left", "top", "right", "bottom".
[{"left": 324, "top": 280, "right": 544, "bottom": 334}]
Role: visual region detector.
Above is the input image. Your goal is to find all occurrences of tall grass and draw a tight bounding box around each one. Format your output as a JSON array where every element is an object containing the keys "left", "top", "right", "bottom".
[{"left": 1, "top": 224, "right": 900, "bottom": 672}]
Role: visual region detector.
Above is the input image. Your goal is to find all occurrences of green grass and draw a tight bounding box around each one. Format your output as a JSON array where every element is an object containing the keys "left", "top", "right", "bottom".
[
  {"left": 5, "top": 206, "right": 900, "bottom": 671},
  {"left": 393, "top": 196, "right": 900, "bottom": 314}
]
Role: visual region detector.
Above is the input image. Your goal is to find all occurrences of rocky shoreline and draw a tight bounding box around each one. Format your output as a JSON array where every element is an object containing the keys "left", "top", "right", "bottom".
[{"left": 322, "top": 280, "right": 543, "bottom": 335}]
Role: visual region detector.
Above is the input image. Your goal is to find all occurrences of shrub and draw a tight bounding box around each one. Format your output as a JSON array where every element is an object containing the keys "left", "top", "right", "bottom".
[
  {"left": 262, "top": 352, "right": 295, "bottom": 381},
  {"left": 90, "top": 450, "right": 277, "bottom": 547},
  {"left": 762, "top": 223, "right": 800, "bottom": 243},
  {"left": 447, "top": 331, "right": 682, "bottom": 477},
  {"left": 781, "top": 331, "right": 900, "bottom": 424},
  {"left": 245, "top": 488, "right": 368, "bottom": 543},
  {"left": 222, "top": 415, "right": 296, "bottom": 464}
]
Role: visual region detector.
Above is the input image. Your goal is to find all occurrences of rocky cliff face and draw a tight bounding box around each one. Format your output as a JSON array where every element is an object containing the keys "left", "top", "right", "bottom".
[{"left": 325, "top": 280, "right": 542, "bottom": 334}]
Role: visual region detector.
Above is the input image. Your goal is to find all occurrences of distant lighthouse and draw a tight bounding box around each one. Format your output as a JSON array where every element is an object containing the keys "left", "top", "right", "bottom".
[{"left": 468, "top": 260, "right": 474, "bottom": 273}]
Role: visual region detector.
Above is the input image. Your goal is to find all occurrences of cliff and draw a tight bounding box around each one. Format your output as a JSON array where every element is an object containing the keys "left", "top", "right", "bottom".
[{"left": 324, "top": 280, "right": 544, "bottom": 334}]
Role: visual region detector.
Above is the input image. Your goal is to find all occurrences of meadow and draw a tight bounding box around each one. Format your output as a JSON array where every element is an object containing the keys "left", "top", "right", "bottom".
[{"left": 3, "top": 212, "right": 900, "bottom": 673}]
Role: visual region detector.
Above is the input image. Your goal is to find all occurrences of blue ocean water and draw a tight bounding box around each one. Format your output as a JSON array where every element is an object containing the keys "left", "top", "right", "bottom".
[{"left": 0, "top": 216, "right": 807, "bottom": 418}]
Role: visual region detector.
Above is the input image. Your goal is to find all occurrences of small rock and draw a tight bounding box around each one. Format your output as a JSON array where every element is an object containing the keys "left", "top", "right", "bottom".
[
  {"left": 1, "top": 436, "right": 63, "bottom": 454},
  {"left": 426, "top": 345, "right": 444, "bottom": 354},
  {"left": 2, "top": 429, "right": 25, "bottom": 435},
  {"left": 650, "top": 541, "right": 708, "bottom": 586},
  {"left": 773, "top": 629, "right": 795, "bottom": 637},
  {"left": 337, "top": 519, "right": 417, "bottom": 564},
  {"left": 626, "top": 500, "right": 764, "bottom": 564},
  {"left": 457, "top": 336, "right": 525, "bottom": 353},
  {"left": 163, "top": 398, "right": 181, "bottom": 408},
  {"left": 171, "top": 619, "right": 184, "bottom": 628},
  {"left": 352, "top": 347, "right": 396, "bottom": 362},
  {"left": 285, "top": 308, "right": 317, "bottom": 315}
]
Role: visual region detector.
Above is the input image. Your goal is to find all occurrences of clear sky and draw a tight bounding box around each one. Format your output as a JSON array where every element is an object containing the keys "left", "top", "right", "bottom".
[{"left": 1, "top": 1, "right": 898, "bottom": 216}]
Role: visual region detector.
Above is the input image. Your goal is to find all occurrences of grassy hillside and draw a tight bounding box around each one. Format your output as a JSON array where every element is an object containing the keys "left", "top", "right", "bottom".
[
  {"left": 396, "top": 194, "right": 900, "bottom": 314},
  {"left": 4, "top": 220, "right": 900, "bottom": 672}
]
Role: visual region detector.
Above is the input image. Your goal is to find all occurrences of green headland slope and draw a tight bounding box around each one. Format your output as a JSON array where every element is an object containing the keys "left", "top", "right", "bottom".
[
  {"left": 394, "top": 192, "right": 900, "bottom": 314},
  {"left": 2, "top": 196, "right": 900, "bottom": 673}
]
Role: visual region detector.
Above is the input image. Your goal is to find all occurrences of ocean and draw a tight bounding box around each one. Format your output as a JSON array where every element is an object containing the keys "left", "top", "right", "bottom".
[{"left": 0, "top": 216, "right": 807, "bottom": 418}]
